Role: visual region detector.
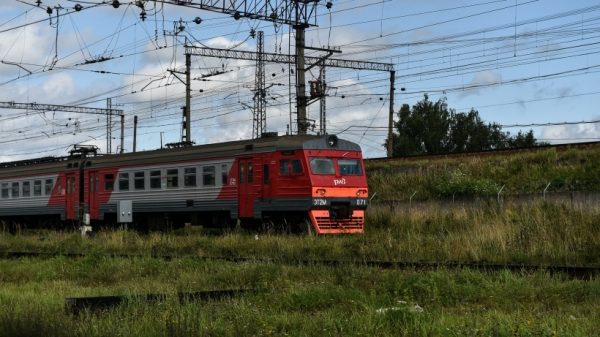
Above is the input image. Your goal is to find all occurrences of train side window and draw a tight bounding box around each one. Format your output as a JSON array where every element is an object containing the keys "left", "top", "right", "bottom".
[
  {"left": 67, "top": 177, "right": 75, "bottom": 194},
  {"left": 11, "top": 182, "right": 19, "bottom": 198},
  {"left": 134, "top": 172, "right": 145, "bottom": 190},
  {"left": 263, "top": 165, "right": 270, "bottom": 184},
  {"left": 33, "top": 180, "right": 42, "bottom": 196},
  {"left": 89, "top": 176, "right": 94, "bottom": 193},
  {"left": 203, "top": 166, "right": 215, "bottom": 186},
  {"left": 22, "top": 181, "right": 30, "bottom": 197},
  {"left": 184, "top": 167, "right": 197, "bottom": 187},
  {"left": 291, "top": 160, "right": 302, "bottom": 174},
  {"left": 221, "top": 164, "right": 228, "bottom": 185},
  {"left": 45, "top": 179, "right": 54, "bottom": 195},
  {"left": 247, "top": 163, "right": 254, "bottom": 183},
  {"left": 279, "top": 160, "right": 289, "bottom": 175},
  {"left": 239, "top": 164, "right": 245, "bottom": 184},
  {"left": 104, "top": 174, "right": 114, "bottom": 191},
  {"left": 118, "top": 173, "right": 129, "bottom": 191},
  {"left": 167, "top": 169, "right": 179, "bottom": 188},
  {"left": 280, "top": 159, "right": 302, "bottom": 176},
  {"left": 150, "top": 170, "right": 161, "bottom": 189},
  {"left": 1, "top": 183, "right": 8, "bottom": 199}
]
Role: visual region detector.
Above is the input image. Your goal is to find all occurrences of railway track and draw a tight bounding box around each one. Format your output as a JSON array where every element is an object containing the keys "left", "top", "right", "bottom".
[{"left": 2, "top": 250, "right": 597, "bottom": 280}]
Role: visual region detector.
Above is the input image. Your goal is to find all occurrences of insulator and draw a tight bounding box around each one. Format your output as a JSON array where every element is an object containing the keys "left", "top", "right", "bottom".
[
  {"left": 233, "top": 12, "right": 241, "bottom": 20},
  {"left": 36, "top": 0, "right": 42, "bottom": 6},
  {"left": 74, "top": 4, "right": 83, "bottom": 11},
  {"left": 46, "top": 6, "right": 52, "bottom": 14},
  {"left": 111, "top": 0, "right": 120, "bottom": 9},
  {"left": 326, "top": 1, "right": 333, "bottom": 9},
  {"left": 140, "top": 10, "right": 147, "bottom": 21},
  {"left": 193, "top": 17, "right": 202, "bottom": 24}
]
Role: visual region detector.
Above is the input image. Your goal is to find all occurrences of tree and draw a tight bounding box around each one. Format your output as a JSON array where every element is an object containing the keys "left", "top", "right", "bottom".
[
  {"left": 387, "top": 94, "right": 540, "bottom": 156},
  {"left": 390, "top": 94, "right": 451, "bottom": 156}
]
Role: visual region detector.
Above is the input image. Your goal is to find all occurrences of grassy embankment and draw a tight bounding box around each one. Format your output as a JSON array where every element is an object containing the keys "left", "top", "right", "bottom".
[{"left": 366, "top": 145, "right": 600, "bottom": 201}]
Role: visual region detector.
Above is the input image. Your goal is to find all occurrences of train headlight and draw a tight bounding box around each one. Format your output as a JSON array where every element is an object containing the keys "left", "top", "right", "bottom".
[
  {"left": 316, "top": 188, "right": 326, "bottom": 196},
  {"left": 356, "top": 189, "right": 367, "bottom": 197},
  {"left": 326, "top": 135, "right": 338, "bottom": 147}
]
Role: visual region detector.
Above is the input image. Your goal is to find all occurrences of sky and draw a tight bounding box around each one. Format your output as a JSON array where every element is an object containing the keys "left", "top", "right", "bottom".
[{"left": 1, "top": 0, "right": 599, "bottom": 161}]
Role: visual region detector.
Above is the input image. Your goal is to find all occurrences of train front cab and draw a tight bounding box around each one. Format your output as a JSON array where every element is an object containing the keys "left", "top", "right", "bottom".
[{"left": 305, "top": 139, "right": 368, "bottom": 234}]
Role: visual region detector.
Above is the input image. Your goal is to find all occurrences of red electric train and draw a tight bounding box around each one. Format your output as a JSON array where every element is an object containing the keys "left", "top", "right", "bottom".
[{"left": 0, "top": 135, "right": 368, "bottom": 234}]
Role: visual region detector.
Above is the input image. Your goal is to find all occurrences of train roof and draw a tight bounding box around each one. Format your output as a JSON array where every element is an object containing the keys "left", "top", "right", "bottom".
[{"left": 0, "top": 135, "right": 361, "bottom": 177}]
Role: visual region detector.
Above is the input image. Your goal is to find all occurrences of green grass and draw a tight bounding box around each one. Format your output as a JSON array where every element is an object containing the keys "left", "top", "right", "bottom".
[
  {"left": 0, "top": 257, "right": 598, "bottom": 337},
  {"left": 367, "top": 145, "right": 600, "bottom": 200},
  {"left": 2, "top": 202, "right": 599, "bottom": 267}
]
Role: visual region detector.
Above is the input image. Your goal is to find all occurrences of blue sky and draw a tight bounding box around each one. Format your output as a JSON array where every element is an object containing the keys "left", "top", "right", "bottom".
[{"left": 1, "top": 0, "right": 599, "bottom": 160}]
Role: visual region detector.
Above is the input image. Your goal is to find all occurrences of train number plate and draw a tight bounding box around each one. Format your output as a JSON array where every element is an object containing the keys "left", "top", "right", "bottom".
[{"left": 313, "top": 198, "right": 327, "bottom": 206}]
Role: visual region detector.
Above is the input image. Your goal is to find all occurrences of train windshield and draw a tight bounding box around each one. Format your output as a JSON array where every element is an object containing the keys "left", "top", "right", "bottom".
[
  {"left": 339, "top": 159, "right": 362, "bottom": 176},
  {"left": 309, "top": 157, "right": 363, "bottom": 176},
  {"left": 310, "top": 157, "right": 335, "bottom": 175}
]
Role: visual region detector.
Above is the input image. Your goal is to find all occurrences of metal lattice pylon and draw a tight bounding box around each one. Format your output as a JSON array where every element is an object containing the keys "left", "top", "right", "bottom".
[{"left": 252, "top": 31, "right": 266, "bottom": 139}]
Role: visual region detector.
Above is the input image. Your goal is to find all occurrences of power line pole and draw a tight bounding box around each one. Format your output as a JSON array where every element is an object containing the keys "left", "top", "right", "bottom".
[
  {"left": 120, "top": 112, "right": 125, "bottom": 154},
  {"left": 133, "top": 115, "right": 138, "bottom": 153},
  {"left": 387, "top": 70, "right": 395, "bottom": 158},
  {"left": 184, "top": 52, "right": 192, "bottom": 143},
  {"left": 319, "top": 64, "right": 326, "bottom": 135},
  {"left": 295, "top": 25, "right": 308, "bottom": 135},
  {"left": 106, "top": 98, "right": 112, "bottom": 154},
  {"left": 253, "top": 31, "right": 266, "bottom": 139}
]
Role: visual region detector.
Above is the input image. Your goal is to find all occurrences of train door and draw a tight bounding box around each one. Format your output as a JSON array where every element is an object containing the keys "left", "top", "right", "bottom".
[
  {"left": 65, "top": 172, "right": 78, "bottom": 221},
  {"left": 238, "top": 158, "right": 256, "bottom": 218},
  {"left": 262, "top": 158, "right": 272, "bottom": 200},
  {"left": 87, "top": 170, "right": 100, "bottom": 220}
]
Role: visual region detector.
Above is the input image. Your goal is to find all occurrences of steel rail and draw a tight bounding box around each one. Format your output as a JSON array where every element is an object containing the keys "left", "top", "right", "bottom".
[{"left": 2, "top": 250, "right": 597, "bottom": 280}]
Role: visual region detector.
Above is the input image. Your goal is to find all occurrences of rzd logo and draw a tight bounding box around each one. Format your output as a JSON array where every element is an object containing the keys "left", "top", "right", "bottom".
[{"left": 333, "top": 178, "right": 346, "bottom": 186}]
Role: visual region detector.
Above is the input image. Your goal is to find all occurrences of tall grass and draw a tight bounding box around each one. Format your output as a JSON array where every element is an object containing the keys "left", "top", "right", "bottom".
[
  {"left": 366, "top": 202, "right": 600, "bottom": 265},
  {"left": 367, "top": 146, "right": 600, "bottom": 200},
  {"left": 1, "top": 202, "right": 599, "bottom": 266}
]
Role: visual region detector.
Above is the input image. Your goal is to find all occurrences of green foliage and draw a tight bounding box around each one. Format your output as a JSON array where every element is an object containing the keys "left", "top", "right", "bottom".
[
  {"left": 388, "top": 94, "right": 539, "bottom": 156},
  {"left": 430, "top": 170, "right": 500, "bottom": 198}
]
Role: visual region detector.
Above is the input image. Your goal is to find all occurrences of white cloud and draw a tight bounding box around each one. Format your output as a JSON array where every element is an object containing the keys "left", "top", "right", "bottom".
[
  {"left": 459, "top": 70, "right": 502, "bottom": 97},
  {"left": 541, "top": 122, "right": 600, "bottom": 143},
  {"left": 41, "top": 73, "right": 76, "bottom": 101}
]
